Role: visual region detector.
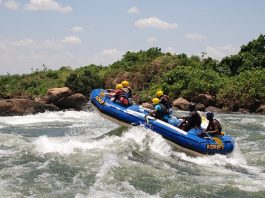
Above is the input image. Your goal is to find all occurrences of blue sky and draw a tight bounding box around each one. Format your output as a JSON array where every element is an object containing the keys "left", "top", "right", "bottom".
[{"left": 0, "top": 0, "right": 265, "bottom": 74}]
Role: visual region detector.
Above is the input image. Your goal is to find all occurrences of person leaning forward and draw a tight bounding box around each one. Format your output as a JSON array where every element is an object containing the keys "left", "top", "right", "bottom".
[
  {"left": 156, "top": 90, "right": 172, "bottom": 114},
  {"left": 149, "top": 98, "right": 170, "bottom": 122},
  {"left": 107, "top": 84, "right": 129, "bottom": 106},
  {"left": 179, "top": 103, "right": 202, "bottom": 131}
]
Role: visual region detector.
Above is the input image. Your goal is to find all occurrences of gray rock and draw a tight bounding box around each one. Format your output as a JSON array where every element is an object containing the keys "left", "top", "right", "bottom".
[{"left": 0, "top": 99, "right": 59, "bottom": 116}]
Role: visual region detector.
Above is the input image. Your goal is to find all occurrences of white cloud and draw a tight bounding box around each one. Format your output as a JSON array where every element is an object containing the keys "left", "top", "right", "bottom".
[
  {"left": 128, "top": 6, "right": 140, "bottom": 14},
  {"left": 0, "top": 37, "right": 126, "bottom": 74},
  {"left": 0, "top": 38, "right": 70, "bottom": 74},
  {"left": 1, "top": 0, "right": 20, "bottom": 10},
  {"left": 99, "top": 48, "right": 123, "bottom": 58},
  {"left": 186, "top": 32, "right": 206, "bottom": 41},
  {"left": 135, "top": 17, "right": 178, "bottom": 29},
  {"left": 24, "top": 0, "right": 72, "bottom": 13},
  {"left": 146, "top": 37, "right": 157, "bottom": 44},
  {"left": 70, "top": 26, "right": 84, "bottom": 33},
  {"left": 62, "top": 36, "right": 81, "bottom": 45},
  {"left": 15, "top": 38, "right": 36, "bottom": 47},
  {"left": 87, "top": 48, "right": 124, "bottom": 66},
  {"left": 0, "top": 38, "right": 64, "bottom": 53},
  {"left": 205, "top": 45, "right": 239, "bottom": 60}
]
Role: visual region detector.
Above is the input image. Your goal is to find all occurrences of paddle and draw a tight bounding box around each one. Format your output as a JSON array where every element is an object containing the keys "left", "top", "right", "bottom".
[
  {"left": 99, "top": 91, "right": 105, "bottom": 98},
  {"left": 201, "top": 114, "right": 223, "bottom": 146},
  {"left": 213, "top": 136, "right": 223, "bottom": 146},
  {"left": 202, "top": 131, "right": 223, "bottom": 146},
  {"left": 144, "top": 114, "right": 156, "bottom": 123}
]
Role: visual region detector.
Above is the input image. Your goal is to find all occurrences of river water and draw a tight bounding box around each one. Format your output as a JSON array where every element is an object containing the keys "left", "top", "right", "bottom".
[{"left": 0, "top": 110, "right": 264, "bottom": 198}]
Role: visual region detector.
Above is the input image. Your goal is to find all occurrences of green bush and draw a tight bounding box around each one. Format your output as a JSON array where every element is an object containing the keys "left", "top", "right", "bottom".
[
  {"left": 217, "top": 69, "right": 265, "bottom": 111},
  {"left": 160, "top": 66, "right": 224, "bottom": 100},
  {"left": 65, "top": 66, "right": 105, "bottom": 97}
]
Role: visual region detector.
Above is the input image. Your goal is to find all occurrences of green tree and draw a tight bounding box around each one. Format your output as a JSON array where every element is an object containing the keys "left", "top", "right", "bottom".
[
  {"left": 65, "top": 67, "right": 104, "bottom": 97},
  {"left": 218, "top": 34, "right": 265, "bottom": 75}
]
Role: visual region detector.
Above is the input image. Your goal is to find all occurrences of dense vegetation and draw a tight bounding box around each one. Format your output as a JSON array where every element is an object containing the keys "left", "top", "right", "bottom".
[{"left": 1, "top": 35, "right": 265, "bottom": 112}]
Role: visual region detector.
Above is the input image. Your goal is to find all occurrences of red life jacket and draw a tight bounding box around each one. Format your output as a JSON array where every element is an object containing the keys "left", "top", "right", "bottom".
[{"left": 113, "top": 89, "right": 129, "bottom": 105}]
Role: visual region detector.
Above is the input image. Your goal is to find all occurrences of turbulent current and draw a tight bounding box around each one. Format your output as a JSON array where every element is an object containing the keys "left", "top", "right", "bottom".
[{"left": 0, "top": 110, "right": 264, "bottom": 198}]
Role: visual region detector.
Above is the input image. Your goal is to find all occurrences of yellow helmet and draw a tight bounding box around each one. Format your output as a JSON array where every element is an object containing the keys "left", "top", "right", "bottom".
[
  {"left": 156, "top": 90, "right": 163, "bottom": 98},
  {"left": 152, "top": 98, "right": 160, "bottom": 105},
  {"left": 121, "top": 80, "right": 129, "bottom": 87},
  {"left": 116, "top": 84, "right": 123, "bottom": 89}
]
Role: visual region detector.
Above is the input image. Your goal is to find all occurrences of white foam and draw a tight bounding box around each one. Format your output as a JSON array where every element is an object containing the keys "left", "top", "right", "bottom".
[
  {"left": 33, "top": 135, "right": 121, "bottom": 155},
  {"left": 120, "top": 126, "right": 172, "bottom": 156},
  {"left": 86, "top": 181, "right": 161, "bottom": 198},
  {"left": 96, "top": 154, "right": 119, "bottom": 179},
  {"left": 0, "top": 149, "right": 14, "bottom": 157},
  {"left": 0, "top": 111, "right": 99, "bottom": 126}
]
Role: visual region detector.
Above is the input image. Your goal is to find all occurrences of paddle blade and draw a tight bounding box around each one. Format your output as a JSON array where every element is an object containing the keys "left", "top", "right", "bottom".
[
  {"left": 213, "top": 137, "right": 223, "bottom": 146},
  {"left": 99, "top": 91, "right": 105, "bottom": 98}
]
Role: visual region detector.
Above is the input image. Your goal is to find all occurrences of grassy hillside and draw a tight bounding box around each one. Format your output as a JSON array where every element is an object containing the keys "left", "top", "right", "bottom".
[{"left": 1, "top": 35, "right": 265, "bottom": 112}]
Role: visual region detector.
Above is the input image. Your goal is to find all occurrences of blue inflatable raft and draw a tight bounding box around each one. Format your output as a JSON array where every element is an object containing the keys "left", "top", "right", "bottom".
[{"left": 90, "top": 89, "right": 235, "bottom": 156}]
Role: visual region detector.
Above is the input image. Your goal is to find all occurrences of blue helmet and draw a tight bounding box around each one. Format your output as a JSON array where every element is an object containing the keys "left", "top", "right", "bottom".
[{"left": 206, "top": 112, "right": 214, "bottom": 120}]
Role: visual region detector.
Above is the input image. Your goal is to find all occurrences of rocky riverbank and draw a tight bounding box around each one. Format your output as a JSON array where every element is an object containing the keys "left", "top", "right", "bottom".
[
  {"left": 0, "top": 87, "right": 87, "bottom": 116},
  {"left": 1, "top": 87, "right": 264, "bottom": 116},
  {"left": 142, "top": 93, "right": 265, "bottom": 115}
]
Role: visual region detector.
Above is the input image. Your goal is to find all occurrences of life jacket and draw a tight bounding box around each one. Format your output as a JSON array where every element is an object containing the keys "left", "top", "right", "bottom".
[
  {"left": 154, "top": 103, "right": 168, "bottom": 120},
  {"left": 159, "top": 95, "right": 172, "bottom": 110},
  {"left": 113, "top": 89, "right": 129, "bottom": 105},
  {"left": 122, "top": 87, "right": 132, "bottom": 98},
  {"left": 187, "top": 111, "right": 202, "bottom": 128}
]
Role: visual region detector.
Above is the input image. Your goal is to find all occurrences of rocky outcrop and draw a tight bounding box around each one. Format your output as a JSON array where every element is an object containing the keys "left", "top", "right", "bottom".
[
  {"left": 196, "top": 103, "right": 206, "bottom": 111},
  {"left": 0, "top": 87, "right": 87, "bottom": 116},
  {"left": 172, "top": 97, "right": 229, "bottom": 112},
  {"left": 141, "top": 102, "right": 153, "bottom": 110},
  {"left": 205, "top": 106, "right": 229, "bottom": 113},
  {"left": 47, "top": 87, "right": 72, "bottom": 104},
  {"left": 46, "top": 87, "right": 87, "bottom": 110},
  {"left": 0, "top": 99, "right": 58, "bottom": 116},
  {"left": 194, "top": 94, "right": 215, "bottom": 106},
  {"left": 55, "top": 93, "right": 87, "bottom": 110},
  {"left": 172, "top": 97, "right": 190, "bottom": 111}
]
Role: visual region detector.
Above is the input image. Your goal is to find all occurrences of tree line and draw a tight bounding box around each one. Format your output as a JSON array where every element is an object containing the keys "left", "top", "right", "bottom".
[{"left": 1, "top": 34, "right": 265, "bottom": 112}]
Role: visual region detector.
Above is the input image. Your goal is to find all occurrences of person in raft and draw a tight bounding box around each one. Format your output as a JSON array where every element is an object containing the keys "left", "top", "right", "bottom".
[
  {"left": 121, "top": 80, "right": 133, "bottom": 105},
  {"left": 149, "top": 98, "right": 170, "bottom": 122},
  {"left": 107, "top": 84, "right": 130, "bottom": 106},
  {"left": 179, "top": 103, "right": 202, "bottom": 131},
  {"left": 204, "top": 112, "right": 222, "bottom": 136},
  {"left": 156, "top": 90, "right": 172, "bottom": 115}
]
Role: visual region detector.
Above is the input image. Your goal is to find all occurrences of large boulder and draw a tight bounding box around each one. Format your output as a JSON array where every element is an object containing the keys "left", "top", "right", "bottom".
[
  {"left": 205, "top": 106, "right": 229, "bottom": 113},
  {"left": 194, "top": 94, "right": 214, "bottom": 106},
  {"left": 0, "top": 99, "right": 59, "bottom": 116},
  {"left": 56, "top": 93, "right": 87, "bottom": 110},
  {"left": 47, "top": 87, "right": 72, "bottom": 104},
  {"left": 196, "top": 103, "right": 206, "bottom": 111},
  {"left": 141, "top": 102, "right": 153, "bottom": 110},
  {"left": 172, "top": 97, "right": 190, "bottom": 111},
  {"left": 256, "top": 105, "right": 265, "bottom": 115}
]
